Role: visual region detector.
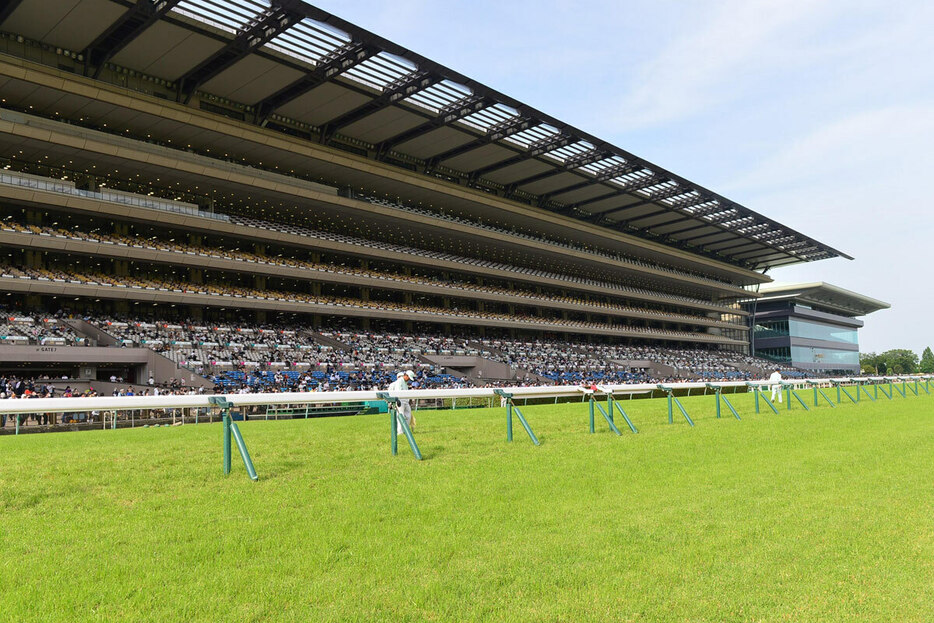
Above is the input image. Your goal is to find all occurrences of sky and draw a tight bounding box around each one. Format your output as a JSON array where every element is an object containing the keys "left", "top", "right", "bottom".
[{"left": 314, "top": 0, "right": 934, "bottom": 355}]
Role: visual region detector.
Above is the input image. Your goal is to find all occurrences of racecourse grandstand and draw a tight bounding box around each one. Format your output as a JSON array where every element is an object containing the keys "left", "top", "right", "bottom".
[{"left": 0, "top": 0, "right": 849, "bottom": 391}]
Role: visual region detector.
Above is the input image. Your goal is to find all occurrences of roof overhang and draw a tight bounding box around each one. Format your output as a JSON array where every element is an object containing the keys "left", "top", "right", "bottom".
[
  {"left": 755, "top": 282, "right": 890, "bottom": 317},
  {"left": 0, "top": 0, "right": 852, "bottom": 271}
]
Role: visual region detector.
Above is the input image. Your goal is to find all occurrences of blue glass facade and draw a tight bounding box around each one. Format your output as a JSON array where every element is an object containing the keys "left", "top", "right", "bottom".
[{"left": 750, "top": 302, "right": 861, "bottom": 373}]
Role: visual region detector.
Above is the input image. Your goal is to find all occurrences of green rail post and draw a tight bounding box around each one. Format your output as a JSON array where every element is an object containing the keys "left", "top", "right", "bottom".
[
  {"left": 592, "top": 399, "right": 622, "bottom": 436},
  {"left": 860, "top": 384, "right": 876, "bottom": 402},
  {"left": 507, "top": 402, "right": 513, "bottom": 441},
  {"left": 894, "top": 381, "right": 906, "bottom": 398},
  {"left": 721, "top": 393, "right": 741, "bottom": 420},
  {"left": 512, "top": 404, "right": 540, "bottom": 445},
  {"left": 789, "top": 387, "right": 810, "bottom": 411},
  {"left": 750, "top": 383, "right": 779, "bottom": 414},
  {"left": 879, "top": 382, "right": 892, "bottom": 399},
  {"left": 230, "top": 421, "right": 258, "bottom": 481},
  {"left": 818, "top": 387, "right": 836, "bottom": 407},
  {"left": 813, "top": 385, "right": 819, "bottom": 407},
  {"left": 707, "top": 383, "right": 740, "bottom": 420},
  {"left": 609, "top": 394, "right": 639, "bottom": 433},
  {"left": 855, "top": 381, "right": 860, "bottom": 403},
  {"left": 396, "top": 408, "right": 422, "bottom": 460},
  {"left": 873, "top": 382, "right": 878, "bottom": 400},
  {"left": 754, "top": 384, "right": 760, "bottom": 414},
  {"left": 659, "top": 386, "right": 694, "bottom": 426},
  {"left": 210, "top": 397, "right": 235, "bottom": 477},
  {"left": 786, "top": 385, "right": 792, "bottom": 410},
  {"left": 378, "top": 392, "right": 421, "bottom": 459},
  {"left": 223, "top": 412, "right": 231, "bottom": 475},
  {"left": 588, "top": 395, "right": 595, "bottom": 434},
  {"left": 495, "top": 390, "right": 538, "bottom": 445},
  {"left": 835, "top": 382, "right": 858, "bottom": 404},
  {"left": 908, "top": 380, "right": 918, "bottom": 396},
  {"left": 207, "top": 398, "right": 258, "bottom": 480}
]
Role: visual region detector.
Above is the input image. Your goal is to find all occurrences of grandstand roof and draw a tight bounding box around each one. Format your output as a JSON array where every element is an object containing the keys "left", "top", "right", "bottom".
[
  {"left": 756, "top": 282, "right": 890, "bottom": 317},
  {"left": 0, "top": 0, "right": 852, "bottom": 270}
]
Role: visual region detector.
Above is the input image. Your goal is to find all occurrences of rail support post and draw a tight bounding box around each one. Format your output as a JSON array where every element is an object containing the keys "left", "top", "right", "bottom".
[
  {"left": 785, "top": 383, "right": 810, "bottom": 411},
  {"left": 210, "top": 397, "right": 258, "bottom": 480},
  {"left": 586, "top": 392, "right": 622, "bottom": 436},
  {"left": 748, "top": 383, "right": 779, "bottom": 414},
  {"left": 378, "top": 392, "right": 421, "bottom": 460},
  {"left": 659, "top": 386, "right": 694, "bottom": 426},
  {"left": 707, "top": 384, "right": 740, "bottom": 420},
  {"left": 605, "top": 389, "right": 638, "bottom": 433},
  {"left": 495, "top": 390, "right": 539, "bottom": 445}
]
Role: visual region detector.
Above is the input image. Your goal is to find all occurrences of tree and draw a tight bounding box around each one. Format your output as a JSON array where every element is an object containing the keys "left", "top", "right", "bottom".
[
  {"left": 921, "top": 347, "right": 934, "bottom": 374},
  {"left": 880, "top": 349, "right": 919, "bottom": 375},
  {"left": 860, "top": 352, "right": 883, "bottom": 374}
]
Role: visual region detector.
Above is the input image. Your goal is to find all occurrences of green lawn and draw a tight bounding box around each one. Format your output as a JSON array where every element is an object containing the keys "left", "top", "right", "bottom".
[{"left": 1, "top": 389, "right": 933, "bottom": 622}]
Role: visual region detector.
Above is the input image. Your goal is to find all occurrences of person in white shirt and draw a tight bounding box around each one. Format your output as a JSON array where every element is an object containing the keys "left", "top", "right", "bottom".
[
  {"left": 388, "top": 370, "right": 415, "bottom": 433},
  {"left": 768, "top": 369, "right": 783, "bottom": 403}
]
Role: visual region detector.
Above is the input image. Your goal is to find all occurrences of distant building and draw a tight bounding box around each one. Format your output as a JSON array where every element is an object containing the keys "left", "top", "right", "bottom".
[{"left": 744, "top": 283, "right": 889, "bottom": 374}]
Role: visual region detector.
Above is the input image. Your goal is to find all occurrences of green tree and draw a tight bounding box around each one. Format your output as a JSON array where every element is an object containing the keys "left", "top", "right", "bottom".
[
  {"left": 860, "top": 352, "right": 882, "bottom": 374},
  {"left": 880, "top": 349, "right": 919, "bottom": 374},
  {"left": 921, "top": 347, "right": 934, "bottom": 373}
]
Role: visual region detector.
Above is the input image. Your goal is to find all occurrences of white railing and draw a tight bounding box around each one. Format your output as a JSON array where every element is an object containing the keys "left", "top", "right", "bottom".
[{"left": 0, "top": 376, "right": 929, "bottom": 415}]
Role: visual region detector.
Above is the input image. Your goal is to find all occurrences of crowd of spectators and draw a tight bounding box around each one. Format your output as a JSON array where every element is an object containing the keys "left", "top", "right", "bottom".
[
  {"left": 0, "top": 307, "right": 86, "bottom": 346},
  {"left": 1, "top": 217, "right": 733, "bottom": 325},
  {"left": 1, "top": 261, "right": 727, "bottom": 344}
]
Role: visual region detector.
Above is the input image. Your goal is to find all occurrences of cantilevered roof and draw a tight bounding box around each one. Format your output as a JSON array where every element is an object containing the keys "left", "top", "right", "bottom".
[
  {"left": 757, "top": 282, "right": 890, "bottom": 317},
  {"left": 0, "top": 0, "right": 852, "bottom": 270}
]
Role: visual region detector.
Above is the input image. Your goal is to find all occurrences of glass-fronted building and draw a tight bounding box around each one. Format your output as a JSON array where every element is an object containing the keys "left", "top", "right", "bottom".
[{"left": 744, "top": 283, "right": 889, "bottom": 374}]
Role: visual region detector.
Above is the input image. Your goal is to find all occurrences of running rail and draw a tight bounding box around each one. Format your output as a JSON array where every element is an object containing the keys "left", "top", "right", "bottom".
[{"left": 0, "top": 375, "right": 930, "bottom": 415}]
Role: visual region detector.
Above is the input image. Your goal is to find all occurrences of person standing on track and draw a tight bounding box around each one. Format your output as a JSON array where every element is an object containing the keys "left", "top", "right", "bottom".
[
  {"left": 769, "top": 368, "right": 783, "bottom": 403},
  {"left": 388, "top": 370, "right": 415, "bottom": 433}
]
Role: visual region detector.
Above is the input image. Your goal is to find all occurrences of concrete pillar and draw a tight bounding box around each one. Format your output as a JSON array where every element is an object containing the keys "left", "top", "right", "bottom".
[
  {"left": 189, "top": 267, "right": 202, "bottom": 283},
  {"left": 255, "top": 275, "right": 266, "bottom": 290},
  {"left": 256, "top": 310, "right": 267, "bottom": 324}
]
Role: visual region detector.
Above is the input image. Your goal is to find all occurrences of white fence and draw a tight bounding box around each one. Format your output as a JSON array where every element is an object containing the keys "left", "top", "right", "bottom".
[{"left": 0, "top": 376, "right": 930, "bottom": 416}]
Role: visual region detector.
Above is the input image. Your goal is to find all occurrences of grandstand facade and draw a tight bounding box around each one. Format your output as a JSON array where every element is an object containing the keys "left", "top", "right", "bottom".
[
  {"left": 0, "top": 0, "right": 849, "bottom": 390},
  {"left": 745, "top": 282, "right": 889, "bottom": 375}
]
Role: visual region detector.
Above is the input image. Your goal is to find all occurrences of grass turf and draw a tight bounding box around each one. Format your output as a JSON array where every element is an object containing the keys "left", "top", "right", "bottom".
[{"left": 1, "top": 389, "right": 933, "bottom": 622}]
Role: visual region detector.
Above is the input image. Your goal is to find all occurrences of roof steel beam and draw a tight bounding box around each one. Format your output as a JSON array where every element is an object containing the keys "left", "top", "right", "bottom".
[
  {"left": 466, "top": 132, "right": 575, "bottom": 178},
  {"left": 427, "top": 114, "right": 534, "bottom": 165},
  {"left": 83, "top": 0, "right": 182, "bottom": 79},
  {"left": 525, "top": 160, "right": 646, "bottom": 203},
  {"left": 255, "top": 41, "right": 378, "bottom": 121},
  {"left": 377, "top": 94, "right": 492, "bottom": 153},
  {"left": 320, "top": 70, "right": 440, "bottom": 140},
  {"left": 567, "top": 174, "right": 670, "bottom": 211},
  {"left": 177, "top": 0, "right": 306, "bottom": 103}
]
